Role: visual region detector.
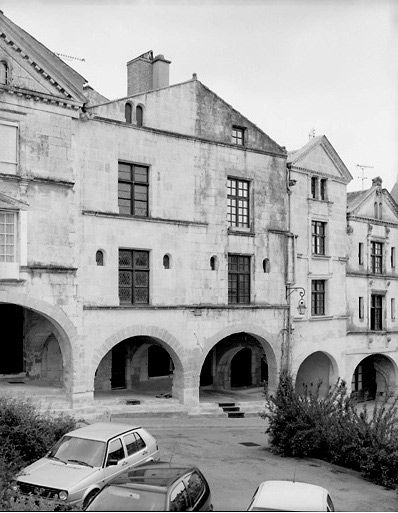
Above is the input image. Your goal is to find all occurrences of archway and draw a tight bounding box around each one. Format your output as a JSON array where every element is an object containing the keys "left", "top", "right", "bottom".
[
  {"left": 295, "top": 351, "right": 338, "bottom": 397},
  {"left": 199, "top": 332, "right": 270, "bottom": 394},
  {"left": 352, "top": 354, "right": 396, "bottom": 401},
  {"left": 95, "top": 336, "right": 177, "bottom": 398},
  {"left": 0, "top": 299, "right": 74, "bottom": 393}
]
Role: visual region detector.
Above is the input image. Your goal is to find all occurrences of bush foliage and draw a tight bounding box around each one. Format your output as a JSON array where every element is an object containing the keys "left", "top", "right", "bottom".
[
  {"left": 261, "top": 370, "right": 398, "bottom": 488},
  {"left": 0, "top": 394, "right": 78, "bottom": 511}
]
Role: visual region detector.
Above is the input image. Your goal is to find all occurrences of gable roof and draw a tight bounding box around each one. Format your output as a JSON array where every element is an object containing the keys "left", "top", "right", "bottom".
[
  {"left": 347, "top": 177, "right": 398, "bottom": 222},
  {"left": 0, "top": 10, "right": 88, "bottom": 104},
  {"left": 287, "top": 135, "right": 352, "bottom": 183}
]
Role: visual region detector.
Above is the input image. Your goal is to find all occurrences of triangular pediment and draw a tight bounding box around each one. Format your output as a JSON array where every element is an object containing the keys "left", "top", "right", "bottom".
[
  {"left": 0, "top": 11, "right": 87, "bottom": 104},
  {"left": 288, "top": 136, "right": 352, "bottom": 183},
  {"left": 0, "top": 192, "right": 29, "bottom": 210},
  {"left": 349, "top": 188, "right": 398, "bottom": 224}
]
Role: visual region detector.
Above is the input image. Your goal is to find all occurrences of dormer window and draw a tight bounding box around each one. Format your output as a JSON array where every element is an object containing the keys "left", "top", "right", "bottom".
[
  {"left": 232, "top": 126, "right": 245, "bottom": 146},
  {"left": 310, "top": 176, "right": 327, "bottom": 201},
  {"left": 136, "top": 105, "right": 143, "bottom": 127},
  {"left": 0, "top": 61, "right": 8, "bottom": 85}
]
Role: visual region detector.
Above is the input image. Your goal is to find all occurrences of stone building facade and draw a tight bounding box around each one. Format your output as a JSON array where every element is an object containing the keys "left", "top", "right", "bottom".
[
  {"left": 0, "top": 12, "right": 292, "bottom": 408},
  {"left": 1, "top": 11, "right": 397, "bottom": 410}
]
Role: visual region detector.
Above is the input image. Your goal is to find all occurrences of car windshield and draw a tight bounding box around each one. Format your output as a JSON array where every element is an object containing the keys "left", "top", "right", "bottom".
[
  {"left": 47, "top": 435, "right": 106, "bottom": 468},
  {"left": 86, "top": 486, "right": 166, "bottom": 511}
]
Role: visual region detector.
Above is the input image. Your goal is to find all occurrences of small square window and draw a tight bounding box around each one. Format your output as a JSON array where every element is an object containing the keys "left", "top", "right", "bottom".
[{"left": 232, "top": 126, "right": 245, "bottom": 146}]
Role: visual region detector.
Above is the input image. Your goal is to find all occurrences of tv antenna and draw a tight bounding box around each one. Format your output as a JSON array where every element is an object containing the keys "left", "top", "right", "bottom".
[
  {"left": 56, "top": 52, "right": 86, "bottom": 63},
  {"left": 356, "top": 164, "right": 373, "bottom": 189}
]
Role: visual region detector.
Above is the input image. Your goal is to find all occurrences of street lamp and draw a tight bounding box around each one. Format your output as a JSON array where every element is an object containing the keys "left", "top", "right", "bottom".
[{"left": 286, "top": 286, "right": 306, "bottom": 315}]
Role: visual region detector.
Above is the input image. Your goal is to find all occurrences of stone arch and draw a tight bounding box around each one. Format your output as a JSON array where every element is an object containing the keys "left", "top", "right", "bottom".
[
  {"left": 93, "top": 325, "right": 185, "bottom": 402},
  {"left": 294, "top": 351, "right": 339, "bottom": 397},
  {"left": 349, "top": 353, "right": 398, "bottom": 400},
  {"left": 0, "top": 291, "right": 76, "bottom": 396},
  {"left": 197, "top": 324, "right": 280, "bottom": 395}
]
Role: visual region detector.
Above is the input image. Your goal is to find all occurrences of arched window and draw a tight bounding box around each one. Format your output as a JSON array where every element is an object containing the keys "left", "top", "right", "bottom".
[
  {"left": 262, "top": 258, "right": 270, "bottom": 273},
  {"left": 125, "top": 103, "right": 132, "bottom": 124},
  {"left": 210, "top": 256, "right": 217, "bottom": 271},
  {"left": 96, "top": 250, "right": 104, "bottom": 266},
  {"left": 163, "top": 254, "right": 170, "bottom": 269},
  {"left": 136, "top": 105, "right": 143, "bottom": 127},
  {"left": 0, "top": 62, "right": 8, "bottom": 85}
]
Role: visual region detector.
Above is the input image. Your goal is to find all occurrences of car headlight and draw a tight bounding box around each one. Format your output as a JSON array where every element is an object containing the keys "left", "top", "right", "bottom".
[{"left": 58, "top": 491, "right": 68, "bottom": 501}]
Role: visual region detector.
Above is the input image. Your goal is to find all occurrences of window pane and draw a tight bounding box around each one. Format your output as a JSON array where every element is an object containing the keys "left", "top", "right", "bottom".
[
  {"left": 119, "top": 250, "right": 132, "bottom": 267},
  {"left": 135, "top": 287, "right": 149, "bottom": 304},
  {"left": 118, "top": 163, "right": 131, "bottom": 181},
  {"left": 0, "top": 124, "right": 17, "bottom": 163},
  {"left": 134, "top": 166, "right": 148, "bottom": 183},
  {"left": 134, "top": 251, "right": 149, "bottom": 268}
]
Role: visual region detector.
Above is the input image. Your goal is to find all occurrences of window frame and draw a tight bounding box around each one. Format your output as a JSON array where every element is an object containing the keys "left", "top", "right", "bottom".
[
  {"left": 0, "top": 61, "right": 9, "bottom": 85},
  {"left": 358, "top": 242, "right": 364, "bottom": 265},
  {"left": 0, "top": 210, "right": 17, "bottom": 262},
  {"left": 359, "top": 296, "right": 364, "bottom": 320},
  {"left": 311, "top": 220, "right": 326, "bottom": 255},
  {"left": 118, "top": 249, "right": 150, "bottom": 305},
  {"left": 228, "top": 254, "right": 251, "bottom": 304},
  {"left": 311, "top": 280, "right": 326, "bottom": 316},
  {"left": 0, "top": 120, "right": 18, "bottom": 174},
  {"left": 227, "top": 177, "right": 250, "bottom": 229},
  {"left": 370, "top": 294, "right": 383, "bottom": 331},
  {"left": 370, "top": 241, "right": 383, "bottom": 274},
  {"left": 320, "top": 178, "right": 327, "bottom": 200},
  {"left": 391, "top": 247, "right": 396, "bottom": 269},
  {"left": 118, "top": 161, "right": 149, "bottom": 217},
  {"left": 231, "top": 126, "right": 245, "bottom": 146}
]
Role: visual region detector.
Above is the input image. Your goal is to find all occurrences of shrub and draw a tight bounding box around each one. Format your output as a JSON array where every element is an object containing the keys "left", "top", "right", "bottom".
[
  {"left": 261, "top": 370, "right": 398, "bottom": 488},
  {"left": 0, "top": 394, "right": 78, "bottom": 511}
]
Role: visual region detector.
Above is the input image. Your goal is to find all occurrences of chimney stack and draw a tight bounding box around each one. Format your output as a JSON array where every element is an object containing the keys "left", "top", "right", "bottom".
[{"left": 127, "top": 51, "right": 171, "bottom": 96}]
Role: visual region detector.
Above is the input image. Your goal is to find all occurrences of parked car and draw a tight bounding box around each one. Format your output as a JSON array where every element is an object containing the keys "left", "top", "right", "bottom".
[
  {"left": 247, "top": 480, "right": 335, "bottom": 511},
  {"left": 85, "top": 460, "right": 213, "bottom": 511},
  {"left": 14, "top": 422, "right": 159, "bottom": 508}
]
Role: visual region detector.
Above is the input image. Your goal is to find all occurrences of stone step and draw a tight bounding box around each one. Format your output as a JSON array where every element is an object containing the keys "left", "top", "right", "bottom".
[
  {"left": 227, "top": 411, "right": 245, "bottom": 418},
  {"left": 222, "top": 406, "right": 240, "bottom": 412},
  {"left": 218, "top": 402, "right": 236, "bottom": 407}
]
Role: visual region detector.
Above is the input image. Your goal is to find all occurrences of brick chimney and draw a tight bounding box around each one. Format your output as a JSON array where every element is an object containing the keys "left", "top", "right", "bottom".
[
  {"left": 127, "top": 51, "right": 171, "bottom": 95},
  {"left": 372, "top": 177, "right": 382, "bottom": 188}
]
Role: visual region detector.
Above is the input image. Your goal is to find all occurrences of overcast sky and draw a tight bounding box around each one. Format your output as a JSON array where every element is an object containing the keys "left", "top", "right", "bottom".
[{"left": 2, "top": 0, "right": 397, "bottom": 192}]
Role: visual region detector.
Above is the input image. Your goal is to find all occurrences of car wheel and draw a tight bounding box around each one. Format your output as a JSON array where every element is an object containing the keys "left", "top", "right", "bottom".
[{"left": 83, "top": 490, "right": 99, "bottom": 509}]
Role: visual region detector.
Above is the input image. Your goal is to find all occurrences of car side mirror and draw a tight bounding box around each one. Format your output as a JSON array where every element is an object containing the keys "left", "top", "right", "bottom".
[{"left": 107, "top": 459, "right": 118, "bottom": 467}]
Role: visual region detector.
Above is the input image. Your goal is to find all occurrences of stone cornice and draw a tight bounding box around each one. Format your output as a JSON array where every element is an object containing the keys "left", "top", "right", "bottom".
[
  {"left": 290, "top": 165, "right": 347, "bottom": 183},
  {"left": 346, "top": 215, "right": 398, "bottom": 228},
  {"left": 83, "top": 304, "right": 288, "bottom": 311},
  {"left": 0, "top": 84, "right": 81, "bottom": 110},
  {"left": 82, "top": 210, "right": 208, "bottom": 227},
  {"left": 0, "top": 172, "right": 74, "bottom": 188}
]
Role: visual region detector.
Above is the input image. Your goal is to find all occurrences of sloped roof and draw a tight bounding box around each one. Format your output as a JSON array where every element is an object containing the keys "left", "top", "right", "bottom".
[
  {"left": 347, "top": 179, "right": 398, "bottom": 220},
  {"left": 390, "top": 180, "right": 398, "bottom": 204},
  {"left": 287, "top": 135, "right": 352, "bottom": 183},
  {"left": 0, "top": 10, "right": 88, "bottom": 103}
]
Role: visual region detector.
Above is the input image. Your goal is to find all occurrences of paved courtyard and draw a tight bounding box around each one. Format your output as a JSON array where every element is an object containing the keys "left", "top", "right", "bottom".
[{"left": 112, "top": 415, "right": 397, "bottom": 512}]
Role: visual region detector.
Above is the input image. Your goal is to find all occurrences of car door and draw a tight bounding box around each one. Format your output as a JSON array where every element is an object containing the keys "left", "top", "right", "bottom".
[
  {"left": 121, "top": 431, "right": 150, "bottom": 469},
  {"left": 102, "top": 437, "right": 129, "bottom": 483}
]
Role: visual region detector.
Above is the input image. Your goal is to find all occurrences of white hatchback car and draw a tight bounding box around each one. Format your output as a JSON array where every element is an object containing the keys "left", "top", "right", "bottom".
[
  {"left": 247, "top": 480, "right": 335, "bottom": 512},
  {"left": 14, "top": 422, "right": 159, "bottom": 508}
]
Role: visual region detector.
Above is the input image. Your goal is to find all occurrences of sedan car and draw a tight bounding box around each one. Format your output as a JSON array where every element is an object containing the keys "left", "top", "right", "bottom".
[
  {"left": 14, "top": 422, "right": 159, "bottom": 507},
  {"left": 247, "top": 480, "right": 335, "bottom": 511},
  {"left": 85, "top": 461, "right": 213, "bottom": 511}
]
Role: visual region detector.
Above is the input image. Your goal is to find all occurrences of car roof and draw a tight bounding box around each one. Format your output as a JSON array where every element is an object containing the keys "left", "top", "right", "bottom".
[
  {"left": 111, "top": 461, "right": 198, "bottom": 490},
  {"left": 252, "top": 480, "right": 329, "bottom": 511},
  {"left": 66, "top": 422, "right": 141, "bottom": 442}
]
